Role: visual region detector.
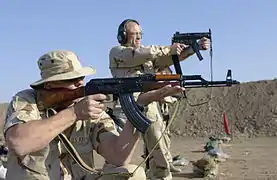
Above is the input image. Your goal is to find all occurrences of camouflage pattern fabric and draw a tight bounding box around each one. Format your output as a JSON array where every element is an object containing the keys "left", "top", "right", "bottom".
[
  {"left": 4, "top": 89, "right": 146, "bottom": 180},
  {"left": 109, "top": 45, "right": 177, "bottom": 179},
  {"left": 3, "top": 50, "right": 146, "bottom": 180}
]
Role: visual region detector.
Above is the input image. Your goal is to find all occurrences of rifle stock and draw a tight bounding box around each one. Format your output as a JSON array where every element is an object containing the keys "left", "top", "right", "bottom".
[
  {"left": 36, "top": 87, "right": 85, "bottom": 111},
  {"left": 39, "top": 71, "right": 239, "bottom": 133}
]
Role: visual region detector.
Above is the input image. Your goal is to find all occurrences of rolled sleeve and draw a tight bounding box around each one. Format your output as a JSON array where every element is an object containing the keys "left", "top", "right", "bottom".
[
  {"left": 91, "top": 112, "right": 119, "bottom": 154},
  {"left": 4, "top": 111, "right": 25, "bottom": 134},
  {"left": 4, "top": 89, "right": 40, "bottom": 135}
]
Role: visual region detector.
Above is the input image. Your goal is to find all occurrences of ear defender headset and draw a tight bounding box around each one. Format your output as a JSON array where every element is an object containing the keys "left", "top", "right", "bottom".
[{"left": 117, "top": 19, "right": 140, "bottom": 45}]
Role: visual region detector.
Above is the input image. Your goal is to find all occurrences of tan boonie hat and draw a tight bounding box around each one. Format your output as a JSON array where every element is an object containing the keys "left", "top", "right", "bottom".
[{"left": 30, "top": 50, "right": 96, "bottom": 88}]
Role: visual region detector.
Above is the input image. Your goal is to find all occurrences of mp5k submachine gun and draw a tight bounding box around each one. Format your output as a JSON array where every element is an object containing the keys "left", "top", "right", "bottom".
[{"left": 172, "top": 29, "right": 212, "bottom": 61}]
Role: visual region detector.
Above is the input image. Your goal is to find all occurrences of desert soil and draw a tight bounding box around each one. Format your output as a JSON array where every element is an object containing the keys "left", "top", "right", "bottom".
[
  {"left": 1, "top": 79, "right": 277, "bottom": 179},
  {"left": 93, "top": 136, "right": 277, "bottom": 180}
]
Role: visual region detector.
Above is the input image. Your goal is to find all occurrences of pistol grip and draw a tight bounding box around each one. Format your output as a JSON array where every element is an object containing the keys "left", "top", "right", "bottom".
[{"left": 191, "top": 41, "right": 203, "bottom": 61}]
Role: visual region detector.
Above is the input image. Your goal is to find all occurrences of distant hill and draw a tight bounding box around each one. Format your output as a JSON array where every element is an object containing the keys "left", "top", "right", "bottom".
[{"left": 169, "top": 79, "right": 277, "bottom": 138}]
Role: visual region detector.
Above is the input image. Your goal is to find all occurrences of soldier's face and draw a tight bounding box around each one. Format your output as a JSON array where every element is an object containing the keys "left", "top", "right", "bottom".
[{"left": 126, "top": 22, "right": 142, "bottom": 47}]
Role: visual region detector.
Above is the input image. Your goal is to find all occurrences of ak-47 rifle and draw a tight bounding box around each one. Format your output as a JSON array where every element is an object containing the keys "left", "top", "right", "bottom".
[{"left": 38, "top": 71, "right": 239, "bottom": 133}]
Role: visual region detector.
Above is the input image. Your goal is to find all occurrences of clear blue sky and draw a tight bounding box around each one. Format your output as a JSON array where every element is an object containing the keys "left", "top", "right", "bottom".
[{"left": 1, "top": 1, "right": 276, "bottom": 102}]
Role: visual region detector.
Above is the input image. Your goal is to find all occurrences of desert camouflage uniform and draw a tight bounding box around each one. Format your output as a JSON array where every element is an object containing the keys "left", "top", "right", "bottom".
[
  {"left": 4, "top": 89, "right": 145, "bottom": 180},
  {"left": 109, "top": 45, "right": 176, "bottom": 179},
  {"left": 156, "top": 67, "right": 179, "bottom": 165},
  {"left": 3, "top": 50, "right": 146, "bottom": 180},
  {"left": 158, "top": 96, "right": 178, "bottom": 165}
]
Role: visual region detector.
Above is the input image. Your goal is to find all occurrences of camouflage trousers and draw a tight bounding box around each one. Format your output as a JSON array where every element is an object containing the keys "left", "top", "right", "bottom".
[
  {"left": 112, "top": 100, "right": 173, "bottom": 180},
  {"left": 143, "top": 102, "right": 173, "bottom": 180},
  {"left": 160, "top": 102, "right": 174, "bottom": 164}
]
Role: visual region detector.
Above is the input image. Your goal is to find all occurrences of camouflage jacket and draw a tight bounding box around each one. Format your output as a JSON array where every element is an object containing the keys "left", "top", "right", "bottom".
[{"left": 4, "top": 89, "right": 119, "bottom": 180}]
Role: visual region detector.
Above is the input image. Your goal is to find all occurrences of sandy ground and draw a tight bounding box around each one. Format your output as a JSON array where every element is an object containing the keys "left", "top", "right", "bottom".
[{"left": 93, "top": 136, "right": 277, "bottom": 180}]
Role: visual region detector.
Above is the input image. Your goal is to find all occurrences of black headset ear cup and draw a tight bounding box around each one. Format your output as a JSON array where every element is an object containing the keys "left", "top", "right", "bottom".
[{"left": 117, "top": 19, "right": 140, "bottom": 44}]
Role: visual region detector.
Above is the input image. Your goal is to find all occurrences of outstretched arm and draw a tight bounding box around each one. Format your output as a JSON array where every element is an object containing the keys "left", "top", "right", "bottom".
[
  {"left": 153, "top": 38, "right": 210, "bottom": 69},
  {"left": 97, "top": 85, "right": 185, "bottom": 166},
  {"left": 152, "top": 45, "right": 195, "bottom": 69},
  {"left": 109, "top": 45, "right": 172, "bottom": 68}
]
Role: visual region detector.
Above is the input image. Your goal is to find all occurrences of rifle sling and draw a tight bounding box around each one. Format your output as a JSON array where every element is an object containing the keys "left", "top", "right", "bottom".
[
  {"left": 57, "top": 132, "right": 102, "bottom": 175},
  {"left": 44, "top": 108, "right": 102, "bottom": 176},
  {"left": 57, "top": 131, "right": 134, "bottom": 178}
]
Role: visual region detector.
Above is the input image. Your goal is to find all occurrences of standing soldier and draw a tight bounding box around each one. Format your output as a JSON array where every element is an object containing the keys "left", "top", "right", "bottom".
[{"left": 109, "top": 19, "right": 210, "bottom": 180}]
